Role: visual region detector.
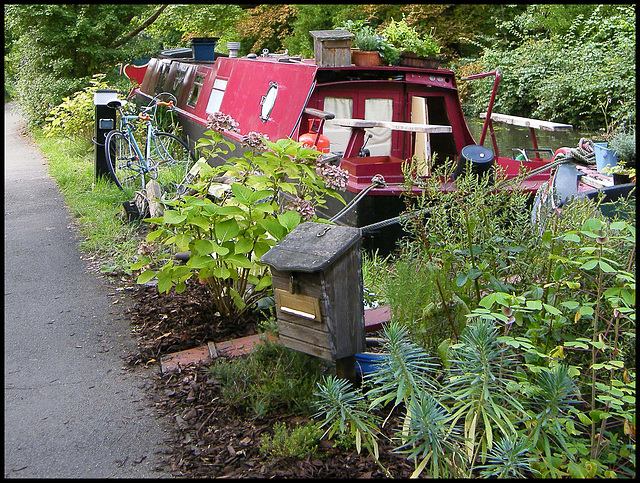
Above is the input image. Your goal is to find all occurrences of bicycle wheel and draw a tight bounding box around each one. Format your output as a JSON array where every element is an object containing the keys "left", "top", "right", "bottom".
[
  {"left": 104, "top": 130, "right": 144, "bottom": 192},
  {"left": 147, "top": 132, "right": 196, "bottom": 199}
]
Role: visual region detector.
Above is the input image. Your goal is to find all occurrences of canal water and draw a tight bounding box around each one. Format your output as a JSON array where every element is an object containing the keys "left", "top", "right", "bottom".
[{"left": 466, "top": 119, "right": 596, "bottom": 158}]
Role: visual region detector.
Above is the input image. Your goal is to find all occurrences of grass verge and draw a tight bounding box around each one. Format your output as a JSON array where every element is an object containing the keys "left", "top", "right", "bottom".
[{"left": 31, "top": 129, "right": 141, "bottom": 275}]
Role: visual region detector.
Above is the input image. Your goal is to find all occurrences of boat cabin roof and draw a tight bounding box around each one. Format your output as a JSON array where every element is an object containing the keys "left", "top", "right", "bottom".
[{"left": 137, "top": 54, "right": 465, "bottom": 153}]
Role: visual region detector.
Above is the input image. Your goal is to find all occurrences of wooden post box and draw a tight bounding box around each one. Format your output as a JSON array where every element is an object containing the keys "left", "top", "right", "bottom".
[
  {"left": 309, "top": 30, "right": 355, "bottom": 67},
  {"left": 261, "top": 222, "right": 365, "bottom": 374}
]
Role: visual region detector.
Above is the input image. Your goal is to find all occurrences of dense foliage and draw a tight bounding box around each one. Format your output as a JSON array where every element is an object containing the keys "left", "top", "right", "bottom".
[
  {"left": 6, "top": 4, "right": 634, "bottom": 133},
  {"left": 459, "top": 4, "right": 635, "bottom": 132},
  {"left": 315, "top": 160, "right": 636, "bottom": 478},
  {"left": 4, "top": 4, "right": 162, "bottom": 126}
]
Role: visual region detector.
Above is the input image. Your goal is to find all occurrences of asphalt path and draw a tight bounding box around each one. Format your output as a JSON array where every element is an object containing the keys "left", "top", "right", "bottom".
[{"left": 4, "top": 102, "right": 172, "bottom": 478}]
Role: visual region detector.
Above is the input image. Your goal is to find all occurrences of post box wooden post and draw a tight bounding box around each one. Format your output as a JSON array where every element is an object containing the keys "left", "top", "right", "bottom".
[{"left": 261, "top": 222, "right": 365, "bottom": 381}]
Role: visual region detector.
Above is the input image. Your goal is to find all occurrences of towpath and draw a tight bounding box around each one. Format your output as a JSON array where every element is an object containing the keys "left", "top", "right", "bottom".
[{"left": 4, "top": 102, "right": 172, "bottom": 478}]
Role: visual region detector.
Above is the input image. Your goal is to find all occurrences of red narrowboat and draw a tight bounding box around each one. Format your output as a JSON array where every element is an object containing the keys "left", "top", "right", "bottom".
[{"left": 131, "top": 33, "right": 612, "bottom": 251}]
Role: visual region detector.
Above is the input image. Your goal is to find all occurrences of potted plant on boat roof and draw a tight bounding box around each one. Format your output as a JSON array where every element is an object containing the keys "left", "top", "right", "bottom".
[
  {"left": 351, "top": 26, "right": 383, "bottom": 66},
  {"left": 381, "top": 18, "right": 441, "bottom": 69},
  {"left": 609, "top": 128, "right": 635, "bottom": 167},
  {"left": 335, "top": 20, "right": 398, "bottom": 67},
  {"left": 603, "top": 128, "right": 636, "bottom": 184}
]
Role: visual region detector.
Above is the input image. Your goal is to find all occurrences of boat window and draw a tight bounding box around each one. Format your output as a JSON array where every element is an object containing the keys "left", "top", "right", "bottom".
[
  {"left": 187, "top": 72, "right": 206, "bottom": 108},
  {"left": 364, "top": 98, "right": 393, "bottom": 156},
  {"left": 206, "top": 78, "right": 228, "bottom": 116},
  {"left": 323, "top": 97, "right": 353, "bottom": 155},
  {"left": 155, "top": 63, "right": 169, "bottom": 93},
  {"left": 171, "top": 67, "right": 187, "bottom": 95},
  {"left": 260, "top": 82, "right": 278, "bottom": 122}
]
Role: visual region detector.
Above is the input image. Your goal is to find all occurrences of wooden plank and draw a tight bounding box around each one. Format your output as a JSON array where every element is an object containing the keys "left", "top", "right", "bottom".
[
  {"left": 279, "top": 334, "right": 333, "bottom": 360},
  {"left": 309, "top": 30, "right": 355, "bottom": 41},
  {"left": 304, "top": 107, "right": 335, "bottom": 120},
  {"left": 278, "top": 320, "right": 331, "bottom": 348},
  {"left": 411, "top": 96, "right": 430, "bottom": 176},
  {"left": 145, "top": 179, "right": 164, "bottom": 217},
  {"left": 479, "top": 112, "right": 573, "bottom": 132},
  {"left": 272, "top": 275, "right": 325, "bottom": 299},
  {"left": 276, "top": 311, "right": 328, "bottom": 332},
  {"left": 580, "top": 174, "right": 614, "bottom": 189},
  {"left": 332, "top": 118, "right": 452, "bottom": 133}
]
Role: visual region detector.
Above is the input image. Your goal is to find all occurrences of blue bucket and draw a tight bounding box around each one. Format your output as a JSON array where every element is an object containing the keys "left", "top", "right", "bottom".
[
  {"left": 594, "top": 142, "right": 618, "bottom": 173},
  {"left": 355, "top": 352, "right": 385, "bottom": 375}
]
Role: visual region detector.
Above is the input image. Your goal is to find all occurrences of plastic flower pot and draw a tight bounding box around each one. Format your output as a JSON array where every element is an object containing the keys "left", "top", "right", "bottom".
[{"left": 594, "top": 142, "right": 618, "bottom": 173}]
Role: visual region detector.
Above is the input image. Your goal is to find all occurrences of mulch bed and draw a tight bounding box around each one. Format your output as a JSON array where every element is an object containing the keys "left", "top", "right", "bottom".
[{"left": 124, "top": 280, "right": 415, "bottom": 478}]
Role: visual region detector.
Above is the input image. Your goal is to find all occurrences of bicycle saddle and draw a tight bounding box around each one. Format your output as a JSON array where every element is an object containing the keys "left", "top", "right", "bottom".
[{"left": 106, "top": 99, "right": 127, "bottom": 108}]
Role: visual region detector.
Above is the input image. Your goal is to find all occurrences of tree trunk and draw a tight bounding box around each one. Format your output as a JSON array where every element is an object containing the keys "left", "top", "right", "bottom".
[{"left": 109, "top": 5, "right": 168, "bottom": 49}]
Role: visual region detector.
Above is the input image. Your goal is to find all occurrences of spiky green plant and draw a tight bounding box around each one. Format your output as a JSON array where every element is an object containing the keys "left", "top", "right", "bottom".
[
  {"left": 476, "top": 434, "right": 539, "bottom": 478},
  {"left": 312, "top": 375, "right": 387, "bottom": 474},
  {"left": 394, "top": 391, "right": 464, "bottom": 478},
  {"left": 364, "top": 320, "right": 440, "bottom": 410},
  {"left": 445, "top": 319, "right": 526, "bottom": 464},
  {"left": 526, "top": 364, "right": 581, "bottom": 477}
]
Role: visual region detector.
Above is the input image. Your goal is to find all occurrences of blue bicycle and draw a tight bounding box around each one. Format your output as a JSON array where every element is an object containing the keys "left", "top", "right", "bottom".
[{"left": 104, "top": 93, "right": 196, "bottom": 199}]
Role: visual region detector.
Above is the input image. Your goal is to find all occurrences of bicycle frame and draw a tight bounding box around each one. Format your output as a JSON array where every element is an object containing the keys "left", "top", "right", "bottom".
[
  {"left": 106, "top": 92, "right": 193, "bottom": 195},
  {"left": 117, "top": 111, "right": 155, "bottom": 177},
  {"left": 112, "top": 97, "right": 177, "bottom": 180}
]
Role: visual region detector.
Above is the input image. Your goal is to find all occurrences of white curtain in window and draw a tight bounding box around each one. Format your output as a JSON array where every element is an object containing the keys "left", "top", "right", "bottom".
[
  {"left": 322, "top": 97, "right": 353, "bottom": 155},
  {"left": 364, "top": 98, "right": 393, "bottom": 156}
]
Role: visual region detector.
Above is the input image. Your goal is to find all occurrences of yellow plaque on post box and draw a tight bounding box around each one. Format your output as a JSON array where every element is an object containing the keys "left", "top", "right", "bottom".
[{"left": 274, "top": 288, "right": 322, "bottom": 322}]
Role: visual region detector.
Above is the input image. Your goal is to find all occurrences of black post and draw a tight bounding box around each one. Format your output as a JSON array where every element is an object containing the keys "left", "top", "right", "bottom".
[
  {"left": 335, "top": 355, "right": 357, "bottom": 384},
  {"left": 93, "top": 90, "right": 119, "bottom": 182}
]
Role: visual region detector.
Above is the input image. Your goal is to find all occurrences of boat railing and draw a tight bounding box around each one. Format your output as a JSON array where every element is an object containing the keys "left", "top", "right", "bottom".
[
  {"left": 460, "top": 70, "right": 573, "bottom": 160},
  {"left": 479, "top": 112, "right": 573, "bottom": 160},
  {"left": 459, "top": 70, "right": 501, "bottom": 148}
]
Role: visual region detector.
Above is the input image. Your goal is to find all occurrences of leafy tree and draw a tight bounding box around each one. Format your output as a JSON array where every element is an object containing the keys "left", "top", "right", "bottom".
[
  {"left": 234, "top": 4, "right": 300, "bottom": 55},
  {"left": 282, "top": 4, "right": 356, "bottom": 58},
  {"left": 144, "top": 4, "right": 247, "bottom": 50},
  {"left": 5, "top": 4, "right": 163, "bottom": 126}
]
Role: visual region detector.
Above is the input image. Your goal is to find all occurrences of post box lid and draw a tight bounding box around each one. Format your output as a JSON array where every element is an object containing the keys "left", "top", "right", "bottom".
[
  {"left": 309, "top": 30, "right": 355, "bottom": 41},
  {"left": 260, "top": 222, "right": 361, "bottom": 272}
]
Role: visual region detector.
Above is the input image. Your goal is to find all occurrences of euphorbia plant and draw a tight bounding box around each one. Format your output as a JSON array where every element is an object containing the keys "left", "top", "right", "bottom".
[{"left": 133, "top": 113, "right": 348, "bottom": 321}]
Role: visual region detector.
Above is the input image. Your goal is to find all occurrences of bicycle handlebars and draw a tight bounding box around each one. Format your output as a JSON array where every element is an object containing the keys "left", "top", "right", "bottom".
[{"left": 109, "top": 94, "right": 176, "bottom": 128}]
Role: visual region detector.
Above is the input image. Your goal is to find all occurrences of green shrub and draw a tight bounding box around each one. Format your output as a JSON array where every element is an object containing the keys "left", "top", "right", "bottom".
[
  {"left": 43, "top": 74, "right": 114, "bottom": 142},
  {"left": 353, "top": 26, "right": 379, "bottom": 51},
  {"left": 381, "top": 18, "right": 440, "bottom": 57},
  {"left": 134, "top": 118, "right": 348, "bottom": 322},
  {"left": 465, "top": 5, "right": 635, "bottom": 131},
  {"left": 609, "top": 128, "right": 636, "bottom": 164},
  {"left": 208, "top": 341, "right": 327, "bottom": 417},
  {"left": 259, "top": 421, "right": 322, "bottom": 461}
]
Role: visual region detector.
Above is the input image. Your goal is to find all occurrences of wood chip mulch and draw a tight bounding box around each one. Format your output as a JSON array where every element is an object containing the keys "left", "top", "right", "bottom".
[{"left": 124, "top": 279, "right": 414, "bottom": 478}]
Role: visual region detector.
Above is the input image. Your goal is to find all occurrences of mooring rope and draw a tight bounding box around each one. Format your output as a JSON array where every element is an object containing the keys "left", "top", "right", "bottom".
[
  {"left": 563, "top": 138, "right": 596, "bottom": 165},
  {"left": 329, "top": 174, "right": 387, "bottom": 222}
]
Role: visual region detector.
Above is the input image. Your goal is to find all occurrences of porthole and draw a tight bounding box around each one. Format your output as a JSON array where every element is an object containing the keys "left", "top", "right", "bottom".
[{"left": 260, "top": 82, "right": 278, "bottom": 122}]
